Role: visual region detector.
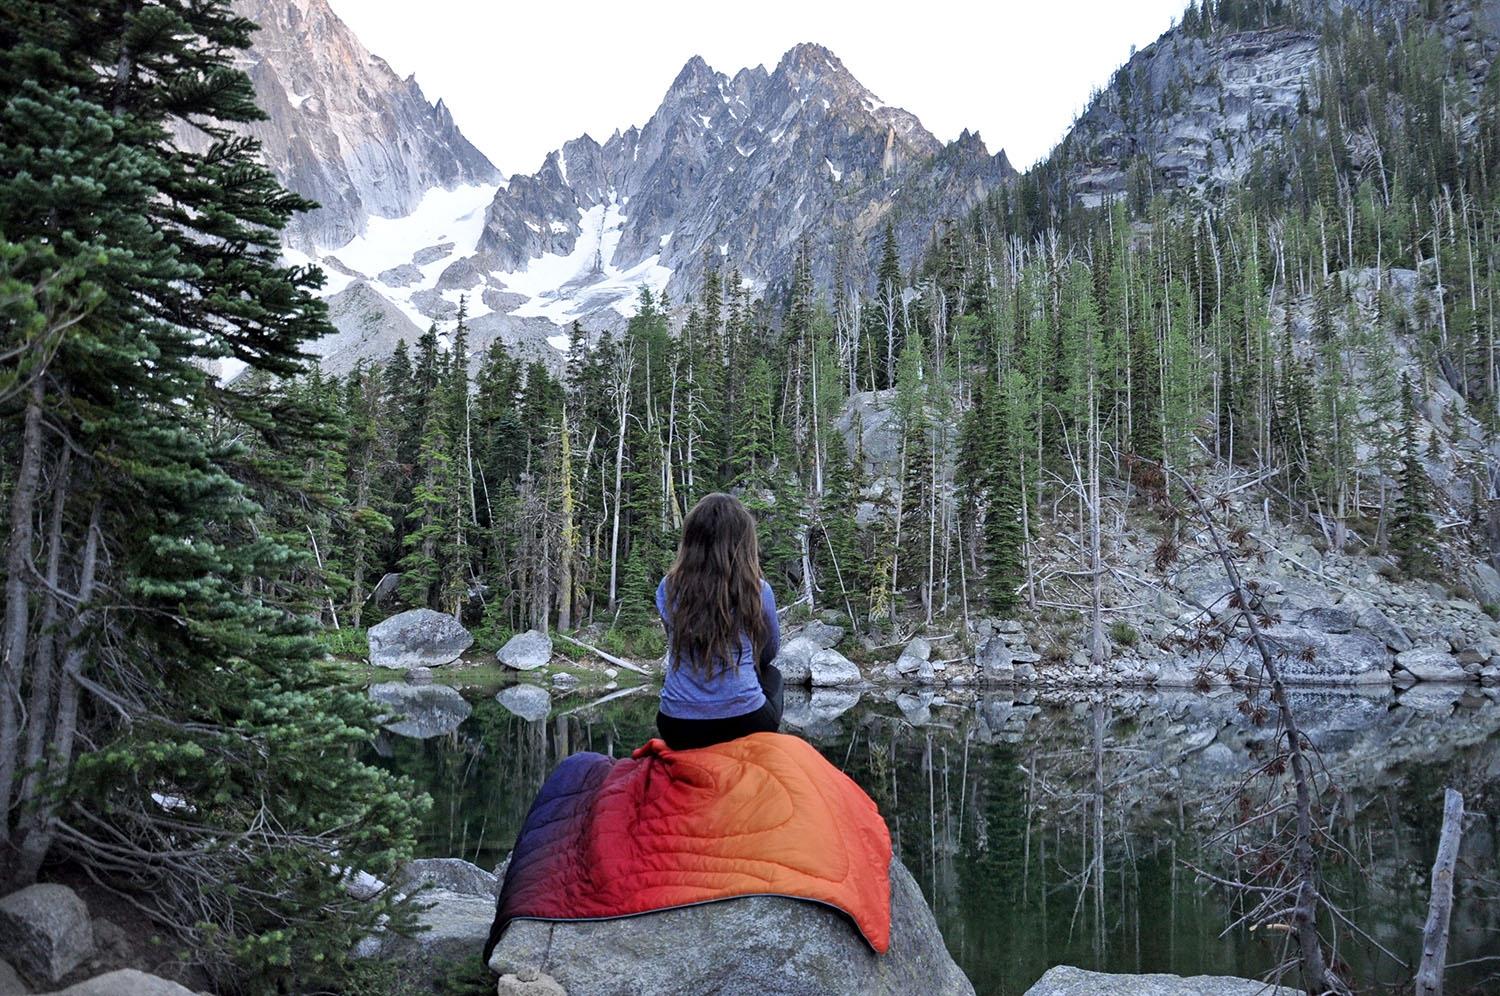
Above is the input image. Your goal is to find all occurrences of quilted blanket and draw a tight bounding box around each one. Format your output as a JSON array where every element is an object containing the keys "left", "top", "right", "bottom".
[{"left": 483, "top": 732, "right": 893, "bottom": 959}]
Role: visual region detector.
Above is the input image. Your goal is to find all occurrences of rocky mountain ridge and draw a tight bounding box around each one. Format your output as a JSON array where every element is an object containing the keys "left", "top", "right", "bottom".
[
  {"left": 224, "top": 1, "right": 1016, "bottom": 372},
  {"left": 206, "top": 0, "right": 500, "bottom": 251}
]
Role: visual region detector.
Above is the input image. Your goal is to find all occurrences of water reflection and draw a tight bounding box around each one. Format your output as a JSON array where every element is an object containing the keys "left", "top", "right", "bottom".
[{"left": 367, "top": 682, "right": 1500, "bottom": 995}]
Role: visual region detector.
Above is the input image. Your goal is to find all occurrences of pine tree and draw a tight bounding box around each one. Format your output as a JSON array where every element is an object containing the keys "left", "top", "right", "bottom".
[
  {"left": 1392, "top": 376, "right": 1437, "bottom": 576},
  {"left": 0, "top": 2, "right": 421, "bottom": 988}
]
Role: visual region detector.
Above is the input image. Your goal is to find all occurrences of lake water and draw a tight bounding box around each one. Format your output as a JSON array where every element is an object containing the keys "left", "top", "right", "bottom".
[{"left": 369, "top": 680, "right": 1500, "bottom": 995}]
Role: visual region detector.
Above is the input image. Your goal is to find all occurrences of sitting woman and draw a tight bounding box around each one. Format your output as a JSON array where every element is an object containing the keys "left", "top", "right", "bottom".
[{"left": 655, "top": 492, "right": 782, "bottom": 750}]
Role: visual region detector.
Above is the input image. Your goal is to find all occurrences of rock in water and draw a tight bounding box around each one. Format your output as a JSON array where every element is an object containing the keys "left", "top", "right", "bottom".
[
  {"left": 368, "top": 683, "right": 472, "bottom": 738},
  {"left": 1252, "top": 625, "right": 1391, "bottom": 684},
  {"left": 33, "top": 969, "right": 200, "bottom": 996},
  {"left": 773, "top": 636, "right": 822, "bottom": 684},
  {"left": 367, "top": 608, "right": 473, "bottom": 669},
  {"left": 1024, "top": 966, "right": 1292, "bottom": 995},
  {"left": 496, "top": 683, "right": 552, "bottom": 722},
  {"left": 808, "top": 648, "right": 862, "bottom": 687},
  {"left": 488, "top": 857, "right": 974, "bottom": 995},
  {"left": 497, "top": 630, "right": 553, "bottom": 670},
  {"left": 0, "top": 883, "right": 94, "bottom": 986}
]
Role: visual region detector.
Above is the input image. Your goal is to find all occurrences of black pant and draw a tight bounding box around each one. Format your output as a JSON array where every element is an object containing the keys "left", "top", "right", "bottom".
[{"left": 656, "top": 664, "right": 784, "bottom": 750}]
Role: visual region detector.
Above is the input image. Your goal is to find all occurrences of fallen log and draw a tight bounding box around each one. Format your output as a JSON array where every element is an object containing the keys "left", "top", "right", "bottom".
[{"left": 556, "top": 632, "right": 652, "bottom": 676}]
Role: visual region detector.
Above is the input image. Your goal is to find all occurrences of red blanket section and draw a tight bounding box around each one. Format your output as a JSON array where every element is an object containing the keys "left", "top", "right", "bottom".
[{"left": 484, "top": 732, "right": 892, "bottom": 958}]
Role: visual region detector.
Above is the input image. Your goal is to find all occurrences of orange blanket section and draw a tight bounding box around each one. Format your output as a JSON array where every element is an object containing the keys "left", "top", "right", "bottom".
[{"left": 487, "top": 732, "right": 893, "bottom": 955}]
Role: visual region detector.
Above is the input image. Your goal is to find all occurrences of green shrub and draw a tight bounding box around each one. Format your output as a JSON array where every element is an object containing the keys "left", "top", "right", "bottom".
[{"left": 1109, "top": 621, "right": 1139, "bottom": 647}]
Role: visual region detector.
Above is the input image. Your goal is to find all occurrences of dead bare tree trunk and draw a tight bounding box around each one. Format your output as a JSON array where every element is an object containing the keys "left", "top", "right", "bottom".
[
  {"left": 1180, "top": 476, "right": 1348, "bottom": 996},
  {"left": 1415, "top": 788, "right": 1465, "bottom": 996}
]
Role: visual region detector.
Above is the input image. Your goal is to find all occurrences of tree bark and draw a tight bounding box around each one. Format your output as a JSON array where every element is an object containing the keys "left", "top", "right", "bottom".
[{"left": 1415, "top": 788, "right": 1465, "bottom": 996}]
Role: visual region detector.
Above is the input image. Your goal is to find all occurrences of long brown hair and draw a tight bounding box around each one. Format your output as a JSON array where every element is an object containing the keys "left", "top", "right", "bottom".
[{"left": 664, "top": 493, "right": 769, "bottom": 679}]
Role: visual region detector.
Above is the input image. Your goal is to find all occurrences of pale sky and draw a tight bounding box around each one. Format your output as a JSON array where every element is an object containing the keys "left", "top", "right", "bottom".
[{"left": 326, "top": 0, "right": 1186, "bottom": 177}]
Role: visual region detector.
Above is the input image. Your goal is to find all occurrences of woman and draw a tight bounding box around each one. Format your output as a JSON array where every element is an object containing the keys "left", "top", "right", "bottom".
[{"left": 654, "top": 492, "right": 782, "bottom": 750}]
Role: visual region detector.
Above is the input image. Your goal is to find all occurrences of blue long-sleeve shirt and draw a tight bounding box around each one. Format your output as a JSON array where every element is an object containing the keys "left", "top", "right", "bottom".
[{"left": 656, "top": 576, "right": 780, "bottom": 720}]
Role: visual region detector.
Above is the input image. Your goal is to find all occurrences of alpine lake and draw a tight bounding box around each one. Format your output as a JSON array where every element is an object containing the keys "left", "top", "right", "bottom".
[{"left": 366, "top": 673, "right": 1500, "bottom": 995}]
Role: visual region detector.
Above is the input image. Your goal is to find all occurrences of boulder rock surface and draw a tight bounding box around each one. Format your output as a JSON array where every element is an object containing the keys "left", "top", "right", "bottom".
[
  {"left": 367, "top": 608, "right": 473, "bottom": 668},
  {"left": 34, "top": 970, "right": 198, "bottom": 996},
  {"left": 1024, "top": 966, "right": 1291, "bottom": 995},
  {"left": 487, "top": 857, "right": 973, "bottom": 995},
  {"left": 809, "top": 648, "right": 862, "bottom": 687},
  {"left": 774, "top": 636, "right": 823, "bottom": 684},
  {"left": 0, "top": 884, "right": 94, "bottom": 987},
  {"left": 498, "top": 630, "right": 553, "bottom": 670},
  {"left": 359, "top": 890, "right": 494, "bottom": 992},
  {"left": 396, "top": 857, "right": 498, "bottom": 899}
]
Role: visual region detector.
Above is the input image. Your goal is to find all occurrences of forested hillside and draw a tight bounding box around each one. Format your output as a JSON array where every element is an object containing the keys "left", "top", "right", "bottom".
[{"left": 251, "top": 0, "right": 1500, "bottom": 663}]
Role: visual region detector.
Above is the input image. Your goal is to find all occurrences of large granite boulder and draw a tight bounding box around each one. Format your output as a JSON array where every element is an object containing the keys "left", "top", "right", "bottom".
[
  {"left": 1396, "top": 647, "right": 1469, "bottom": 682},
  {"left": 396, "top": 858, "right": 498, "bottom": 899},
  {"left": 774, "top": 636, "right": 822, "bottom": 685},
  {"left": 975, "top": 635, "right": 1014, "bottom": 682},
  {"left": 809, "top": 648, "right": 862, "bottom": 687},
  {"left": 1025, "top": 967, "right": 1291, "bottom": 995},
  {"left": 1254, "top": 625, "right": 1392, "bottom": 684},
  {"left": 0, "top": 884, "right": 94, "bottom": 987},
  {"left": 34, "top": 970, "right": 199, "bottom": 996},
  {"left": 357, "top": 890, "right": 494, "bottom": 992},
  {"left": 795, "top": 621, "right": 846, "bottom": 649},
  {"left": 498, "top": 630, "right": 553, "bottom": 671},
  {"left": 367, "top": 608, "right": 473, "bottom": 669},
  {"left": 368, "top": 683, "right": 473, "bottom": 738},
  {"left": 0, "top": 959, "right": 25, "bottom": 996},
  {"left": 496, "top": 683, "right": 552, "bottom": 722},
  {"left": 488, "top": 856, "right": 974, "bottom": 995}
]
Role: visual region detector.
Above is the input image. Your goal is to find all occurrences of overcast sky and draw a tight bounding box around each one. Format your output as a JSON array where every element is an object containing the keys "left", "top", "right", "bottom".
[{"left": 325, "top": 0, "right": 1186, "bottom": 176}]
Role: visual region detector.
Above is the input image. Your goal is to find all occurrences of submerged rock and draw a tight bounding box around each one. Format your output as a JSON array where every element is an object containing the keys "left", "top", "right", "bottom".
[
  {"left": 496, "top": 683, "right": 552, "bottom": 722},
  {"left": 0, "top": 883, "right": 94, "bottom": 987},
  {"left": 488, "top": 856, "right": 974, "bottom": 995},
  {"left": 498, "top": 630, "right": 553, "bottom": 670},
  {"left": 368, "top": 682, "right": 472, "bottom": 738},
  {"left": 1024, "top": 966, "right": 1291, "bottom": 995},
  {"left": 367, "top": 608, "right": 473, "bottom": 669}
]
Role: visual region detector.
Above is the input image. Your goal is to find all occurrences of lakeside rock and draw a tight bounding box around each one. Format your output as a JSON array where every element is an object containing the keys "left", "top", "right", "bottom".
[
  {"left": 796, "top": 620, "right": 846, "bottom": 649},
  {"left": 1024, "top": 966, "right": 1291, "bottom": 995},
  {"left": 774, "top": 636, "right": 822, "bottom": 684},
  {"left": 0, "top": 883, "right": 95, "bottom": 987},
  {"left": 368, "top": 682, "right": 472, "bottom": 738},
  {"left": 488, "top": 856, "right": 974, "bottom": 995},
  {"left": 498, "top": 630, "right": 553, "bottom": 670},
  {"left": 33, "top": 970, "right": 199, "bottom": 996},
  {"left": 357, "top": 890, "right": 494, "bottom": 991},
  {"left": 396, "top": 857, "right": 498, "bottom": 899},
  {"left": 809, "top": 648, "right": 861, "bottom": 687},
  {"left": 367, "top": 608, "right": 473, "bottom": 669}
]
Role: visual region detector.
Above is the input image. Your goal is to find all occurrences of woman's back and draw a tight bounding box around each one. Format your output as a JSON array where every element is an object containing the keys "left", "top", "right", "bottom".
[{"left": 657, "top": 576, "right": 779, "bottom": 720}]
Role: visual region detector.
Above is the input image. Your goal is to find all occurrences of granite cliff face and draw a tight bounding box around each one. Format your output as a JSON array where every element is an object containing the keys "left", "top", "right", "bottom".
[
  {"left": 1049, "top": 0, "right": 1500, "bottom": 207},
  {"left": 224, "top": 0, "right": 499, "bottom": 250}
]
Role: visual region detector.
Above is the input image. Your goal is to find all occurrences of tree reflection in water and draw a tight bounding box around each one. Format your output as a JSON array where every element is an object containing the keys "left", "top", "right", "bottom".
[{"left": 368, "top": 684, "right": 1500, "bottom": 996}]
